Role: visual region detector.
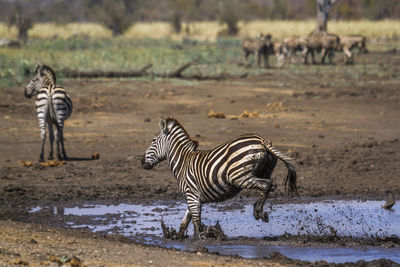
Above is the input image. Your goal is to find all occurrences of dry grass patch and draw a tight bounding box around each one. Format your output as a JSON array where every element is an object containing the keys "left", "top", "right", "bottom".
[{"left": 2, "top": 20, "right": 398, "bottom": 41}]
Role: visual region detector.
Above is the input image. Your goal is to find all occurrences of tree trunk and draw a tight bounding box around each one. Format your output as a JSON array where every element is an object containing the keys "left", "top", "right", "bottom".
[{"left": 316, "top": 0, "right": 338, "bottom": 32}]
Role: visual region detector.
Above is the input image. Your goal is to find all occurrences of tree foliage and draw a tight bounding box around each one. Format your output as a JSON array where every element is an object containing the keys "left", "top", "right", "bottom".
[
  {"left": 361, "top": 0, "right": 400, "bottom": 20},
  {"left": 7, "top": 1, "right": 34, "bottom": 42},
  {"left": 218, "top": 0, "right": 241, "bottom": 36},
  {"left": 86, "top": 0, "right": 135, "bottom": 36}
]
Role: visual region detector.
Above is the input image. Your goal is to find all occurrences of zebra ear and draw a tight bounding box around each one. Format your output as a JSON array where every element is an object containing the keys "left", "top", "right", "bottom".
[
  {"left": 159, "top": 116, "right": 168, "bottom": 134},
  {"left": 35, "top": 64, "right": 44, "bottom": 76}
]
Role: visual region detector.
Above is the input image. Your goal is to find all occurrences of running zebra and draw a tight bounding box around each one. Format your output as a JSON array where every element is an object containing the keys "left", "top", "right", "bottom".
[
  {"left": 24, "top": 64, "right": 73, "bottom": 162},
  {"left": 301, "top": 31, "right": 341, "bottom": 64},
  {"left": 339, "top": 35, "right": 368, "bottom": 63},
  {"left": 242, "top": 33, "right": 272, "bottom": 68},
  {"left": 141, "top": 117, "right": 297, "bottom": 239}
]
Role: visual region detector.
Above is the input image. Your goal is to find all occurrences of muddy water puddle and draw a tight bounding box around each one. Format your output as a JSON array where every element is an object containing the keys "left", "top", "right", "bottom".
[{"left": 30, "top": 199, "right": 400, "bottom": 263}]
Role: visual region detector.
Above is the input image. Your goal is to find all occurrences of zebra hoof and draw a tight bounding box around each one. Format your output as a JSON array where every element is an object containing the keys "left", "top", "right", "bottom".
[
  {"left": 192, "top": 232, "right": 201, "bottom": 241},
  {"left": 38, "top": 157, "right": 44, "bottom": 162},
  {"left": 260, "top": 212, "right": 269, "bottom": 223},
  {"left": 177, "top": 232, "right": 187, "bottom": 240},
  {"left": 254, "top": 209, "right": 262, "bottom": 220},
  {"left": 254, "top": 208, "right": 269, "bottom": 222},
  {"left": 48, "top": 155, "right": 53, "bottom": 160}
]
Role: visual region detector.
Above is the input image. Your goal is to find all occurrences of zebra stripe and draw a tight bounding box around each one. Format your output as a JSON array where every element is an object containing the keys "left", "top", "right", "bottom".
[
  {"left": 270, "top": 41, "right": 286, "bottom": 68},
  {"left": 283, "top": 36, "right": 303, "bottom": 63},
  {"left": 340, "top": 35, "right": 368, "bottom": 62},
  {"left": 242, "top": 33, "right": 272, "bottom": 68},
  {"left": 24, "top": 64, "right": 73, "bottom": 162},
  {"left": 300, "top": 31, "right": 340, "bottom": 64},
  {"left": 142, "top": 117, "right": 297, "bottom": 239}
]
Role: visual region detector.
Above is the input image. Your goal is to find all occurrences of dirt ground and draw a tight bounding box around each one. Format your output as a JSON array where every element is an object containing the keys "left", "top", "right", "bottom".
[{"left": 1, "top": 51, "right": 400, "bottom": 266}]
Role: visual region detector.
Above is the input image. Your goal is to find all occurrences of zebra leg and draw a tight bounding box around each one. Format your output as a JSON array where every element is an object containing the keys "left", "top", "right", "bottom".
[
  {"left": 263, "top": 52, "right": 269, "bottom": 68},
  {"left": 244, "top": 51, "right": 250, "bottom": 66},
  {"left": 321, "top": 48, "right": 327, "bottom": 64},
  {"left": 233, "top": 175, "right": 277, "bottom": 223},
  {"left": 255, "top": 51, "right": 261, "bottom": 68},
  {"left": 56, "top": 123, "right": 68, "bottom": 160},
  {"left": 276, "top": 52, "right": 285, "bottom": 68},
  {"left": 344, "top": 48, "right": 352, "bottom": 64},
  {"left": 302, "top": 48, "right": 309, "bottom": 64},
  {"left": 328, "top": 50, "right": 335, "bottom": 64},
  {"left": 177, "top": 208, "right": 192, "bottom": 239},
  {"left": 38, "top": 121, "right": 46, "bottom": 162},
  {"left": 47, "top": 123, "right": 54, "bottom": 160},
  {"left": 311, "top": 50, "right": 316, "bottom": 64},
  {"left": 186, "top": 196, "right": 202, "bottom": 239},
  {"left": 54, "top": 128, "right": 61, "bottom": 160},
  {"left": 287, "top": 49, "right": 294, "bottom": 63},
  {"left": 254, "top": 192, "right": 269, "bottom": 222}
]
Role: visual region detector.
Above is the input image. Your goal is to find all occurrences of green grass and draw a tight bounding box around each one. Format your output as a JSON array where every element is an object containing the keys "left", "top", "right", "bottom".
[
  {"left": 0, "top": 36, "right": 398, "bottom": 89},
  {"left": 0, "top": 37, "right": 263, "bottom": 88}
]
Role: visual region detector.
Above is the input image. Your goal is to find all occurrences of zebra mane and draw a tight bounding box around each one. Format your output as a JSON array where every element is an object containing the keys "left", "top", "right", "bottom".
[
  {"left": 36, "top": 64, "right": 56, "bottom": 87},
  {"left": 166, "top": 117, "right": 199, "bottom": 150}
]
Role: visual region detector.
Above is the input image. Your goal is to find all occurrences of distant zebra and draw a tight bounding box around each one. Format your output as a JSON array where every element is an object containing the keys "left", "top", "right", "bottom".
[
  {"left": 142, "top": 117, "right": 297, "bottom": 239},
  {"left": 301, "top": 31, "right": 341, "bottom": 64},
  {"left": 283, "top": 36, "right": 303, "bottom": 63},
  {"left": 339, "top": 35, "right": 368, "bottom": 63},
  {"left": 242, "top": 33, "right": 272, "bottom": 68},
  {"left": 270, "top": 41, "right": 287, "bottom": 68},
  {"left": 24, "top": 64, "right": 73, "bottom": 162}
]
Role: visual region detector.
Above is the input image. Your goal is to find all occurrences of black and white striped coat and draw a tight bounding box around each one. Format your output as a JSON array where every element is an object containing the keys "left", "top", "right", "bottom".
[
  {"left": 300, "top": 31, "right": 341, "bottom": 64},
  {"left": 339, "top": 35, "right": 367, "bottom": 62},
  {"left": 142, "top": 117, "right": 297, "bottom": 239},
  {"left": 270, "top": 41, "right": 287, "bottom": 68},
  {"left": 242, "top": 33, "right": 272, "bottom": 68},
  {"left": 283, "top": 36, "right": 303, "bottom": 63},
  {"left": 24, "top": 64, "right": 72, "bottom": 162}
]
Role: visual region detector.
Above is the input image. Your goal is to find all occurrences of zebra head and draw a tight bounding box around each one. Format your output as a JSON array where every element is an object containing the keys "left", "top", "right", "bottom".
[
  {"left": 262, "top": 33, "right": 272, "bottom": 43},
  {"left": 24, "top": 64, "right": 56, "bottom": 98},
  {"left": 141, "top": 116, "right": 171, "bottom": 170}
]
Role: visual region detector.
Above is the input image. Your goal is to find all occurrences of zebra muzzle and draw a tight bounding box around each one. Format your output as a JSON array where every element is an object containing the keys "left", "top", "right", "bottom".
[
  {"left": 24, "top": 89, "right": 32, "bottom": 99},
  {"left": 141, "top": 156, "right": 153, "bottom": 170}
]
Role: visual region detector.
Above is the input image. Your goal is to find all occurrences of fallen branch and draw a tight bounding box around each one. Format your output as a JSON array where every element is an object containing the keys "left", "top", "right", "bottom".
[
  {"left": 60, "top": 58, "right": 248, "bottom": 81},
  {"left": 182, "top": 72, "right": 248, "bottom": 80},
  {"left": 61, "top": 64, "right": 153, "bottom": 78},
  {"left": 153, "top": 56, "right": 200, "bottom": 78}
]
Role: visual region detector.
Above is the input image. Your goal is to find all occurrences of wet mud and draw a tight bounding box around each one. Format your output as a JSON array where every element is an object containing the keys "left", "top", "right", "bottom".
[{"left": 26, "top": 199, "right": 400, "bottom": 264}]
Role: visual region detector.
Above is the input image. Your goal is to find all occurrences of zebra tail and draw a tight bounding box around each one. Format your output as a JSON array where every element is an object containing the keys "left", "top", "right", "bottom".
[{"left": 263, "top": 140, "right": 298, "bottom": 197}]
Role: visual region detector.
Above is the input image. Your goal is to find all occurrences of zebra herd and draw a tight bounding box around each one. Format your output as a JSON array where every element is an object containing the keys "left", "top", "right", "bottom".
[
  {"left": 24, "top": 64, "right": 297, "bottom": 240},
  {"left": 242, "top": 33, "right": 286, "bottom": 68},
  {"left": 242, "top": 31, "right": 368, "bottom": 67}
]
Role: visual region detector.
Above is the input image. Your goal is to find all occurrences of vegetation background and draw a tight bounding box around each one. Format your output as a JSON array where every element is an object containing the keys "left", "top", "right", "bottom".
[{"left": 0, "top": 0, "right": 399, "bottom": 88}]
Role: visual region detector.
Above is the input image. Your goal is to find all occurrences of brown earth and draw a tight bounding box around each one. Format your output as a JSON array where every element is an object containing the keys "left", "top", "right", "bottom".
[{"left": 0, "top": 51, "right": 400, "bottom": 266}]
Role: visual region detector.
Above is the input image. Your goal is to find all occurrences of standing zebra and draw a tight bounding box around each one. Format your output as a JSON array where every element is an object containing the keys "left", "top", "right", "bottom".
[
  {"left": 24, "top": 64, "right": 73, "bottom": 162},
  {"left": 270, "top": 41, "right": 287, "bottom": 68},
  {"left": 283, "top": 36, "right": 303, "bottom": 63},
  {"left": 301, "top": 31, "right": 340, "bottom": 64},
  {"left": 142, "top": 117, "right": 297, "bottom": 239},
  {"left": 242, "top": 33, "right": 272, "bottom": 68}
]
